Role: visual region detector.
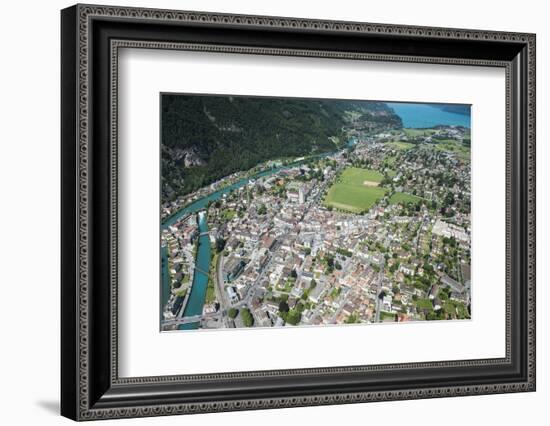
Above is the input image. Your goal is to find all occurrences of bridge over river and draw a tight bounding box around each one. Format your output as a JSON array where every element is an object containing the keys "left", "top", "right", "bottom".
[{"left": 163, "top": 311, "right": 220, "bottom": 327}]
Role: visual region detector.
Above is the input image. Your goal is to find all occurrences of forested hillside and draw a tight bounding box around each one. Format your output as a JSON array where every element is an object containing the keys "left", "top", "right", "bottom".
[{"left": 161, "top": 94, "right": 400, "bottom": 200}]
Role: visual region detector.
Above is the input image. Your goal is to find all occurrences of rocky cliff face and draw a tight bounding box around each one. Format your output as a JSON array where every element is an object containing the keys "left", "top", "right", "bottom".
[{"left": 170, "top": 147, "right": 204, "bottom": 168}]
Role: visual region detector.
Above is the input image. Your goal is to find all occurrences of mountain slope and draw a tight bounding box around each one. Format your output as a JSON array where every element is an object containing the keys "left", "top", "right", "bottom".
[{"left": 161, "top": 94, "right": 400, "bottom": 200}]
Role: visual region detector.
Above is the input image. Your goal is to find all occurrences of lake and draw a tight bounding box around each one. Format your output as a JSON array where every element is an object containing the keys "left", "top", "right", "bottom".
[{"left": 387, "top": 102, "right": 471, "bottom": 129}]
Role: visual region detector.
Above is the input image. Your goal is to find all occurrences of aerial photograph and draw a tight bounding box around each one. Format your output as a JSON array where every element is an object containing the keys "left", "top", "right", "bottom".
[{"left": 160, "top": 94, "right": 471, "bottom": 331}]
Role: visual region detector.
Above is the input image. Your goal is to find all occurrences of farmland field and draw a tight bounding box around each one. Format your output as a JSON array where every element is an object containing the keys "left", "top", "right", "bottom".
[{"left": 324, "top": 167, "right": 387, "bottom": 213}]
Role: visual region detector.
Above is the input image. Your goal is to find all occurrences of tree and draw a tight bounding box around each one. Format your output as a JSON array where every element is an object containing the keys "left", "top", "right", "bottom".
[
  {"left": 257, "top": 204, "right": 267, "bottom": 215},
  {"left": 227, "top": 308, "right": 238, "bottom": 319},
  {"left": 290, "top": 269, "right": 298, "bottom": 279},
  {"left": 278, "top": 300, "right": 290, "bottom": 313},
  {"left": 444, "top": 191, "right": 455, "bottom": 206},
  {"left": 337, "top": 247, "right": 352, "bottom": 257},
  {"left": 240, "top": 308, "right": 254, "bottom": 327},
  {"left": 325, "top": 255, "right": 335, "bottom": 271},
  {"left": 345, "top": 313, "right": 359, "bottom": 324},
  {"left": 285, "top": 309, "right": 302, "bottom": 325},
  {"left": 215, "top": 237, "right": 226, "bottom": 253}
]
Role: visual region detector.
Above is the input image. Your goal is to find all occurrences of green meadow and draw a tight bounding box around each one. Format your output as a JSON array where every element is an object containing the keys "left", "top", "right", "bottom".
[
  {"left": 432, "top": 140, "right": 470, "bottom": 160},
  {"left": 389, "top": 192, "right": 424, "bottom": 205},
  {"left": 403, "top": 128, "right": 438, "bottom": 138},
  {"left": 387, "top": 141, "right": 415, "bottom": 150}
]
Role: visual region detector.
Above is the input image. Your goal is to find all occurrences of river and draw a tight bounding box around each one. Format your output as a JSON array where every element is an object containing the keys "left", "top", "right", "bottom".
[{"left": 177, "top": 212, "right": 211, "bottom": 330}]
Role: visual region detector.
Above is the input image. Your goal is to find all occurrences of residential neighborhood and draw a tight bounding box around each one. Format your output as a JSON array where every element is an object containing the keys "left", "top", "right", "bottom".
[{"left": 160, "top": 107, "right": 472, "bottom": 331}]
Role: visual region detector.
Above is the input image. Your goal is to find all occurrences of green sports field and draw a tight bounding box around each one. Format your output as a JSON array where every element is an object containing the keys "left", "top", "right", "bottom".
[
  {"left": 324, "top": 167, "right": 387, "bottom": 213},
  {"left": 337, "top": 167, "right": 384, "bottom": 185}
]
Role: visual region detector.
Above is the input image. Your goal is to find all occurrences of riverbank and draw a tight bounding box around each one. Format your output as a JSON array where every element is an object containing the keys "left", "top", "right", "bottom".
[{"left": 205, "top": 251, "right": 219, "bottom": 305}]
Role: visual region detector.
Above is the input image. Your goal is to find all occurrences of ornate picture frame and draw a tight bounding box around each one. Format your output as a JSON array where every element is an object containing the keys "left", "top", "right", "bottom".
[{"left": 61, "top": 4, "right": 535, "bottom": 421}]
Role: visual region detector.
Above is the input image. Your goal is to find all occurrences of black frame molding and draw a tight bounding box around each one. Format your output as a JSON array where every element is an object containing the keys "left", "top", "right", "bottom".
[{"left": 61, "top": 4, "right": 536, "bottom": 421}]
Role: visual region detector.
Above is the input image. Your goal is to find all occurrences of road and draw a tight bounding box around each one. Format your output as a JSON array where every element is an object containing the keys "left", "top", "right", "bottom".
[
  {"left": 232, "top": 241, "right": 280, "bottom": 309},
  {"left": 215, "top": 254, "right": 230, "bottom": 310},
  {"left": 374, "top": 259, "right": 386, "bottom": 323},
  {"left": 413, "top": 217, "right": 427, "bottom": 252},
  {"left": 327, "top": 288, "right": 350, "bottom": 324}
]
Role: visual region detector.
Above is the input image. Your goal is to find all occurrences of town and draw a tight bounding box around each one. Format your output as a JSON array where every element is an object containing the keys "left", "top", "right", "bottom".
[{"left": 161, "top": 121, "right": 472, "bottom": 331}]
